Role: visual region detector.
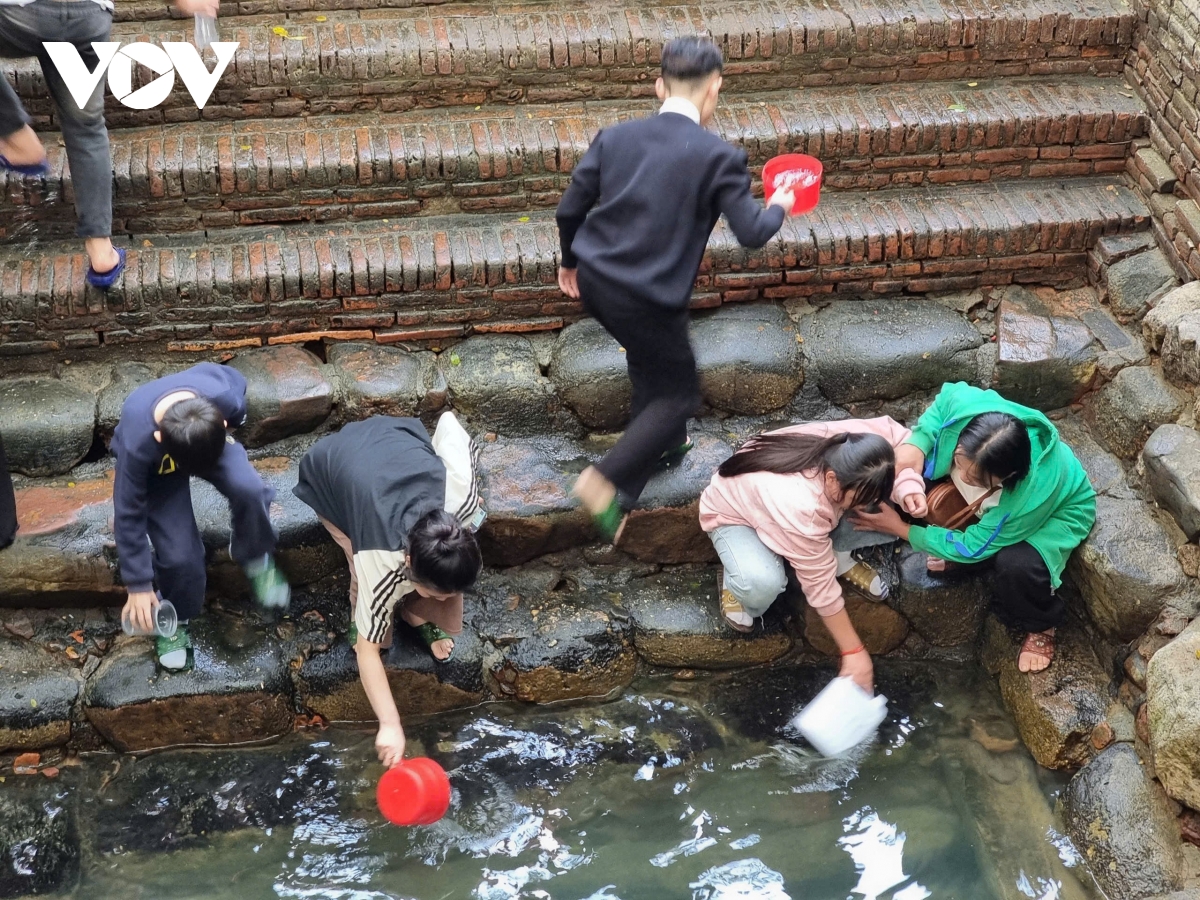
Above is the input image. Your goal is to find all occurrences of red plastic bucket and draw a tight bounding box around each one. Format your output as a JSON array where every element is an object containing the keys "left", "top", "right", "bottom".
[
  {"left": 762, "top": 154, "right": 823, "bottom": 215},
  {"left": 377, "top": 757, "right": 452, "bottom": 826}
]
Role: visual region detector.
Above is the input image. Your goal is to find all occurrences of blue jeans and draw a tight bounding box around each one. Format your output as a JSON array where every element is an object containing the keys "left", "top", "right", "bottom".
[
  {"left": 0, "top": 0, "right": 113, "bottom": 237},
  {"left": 709, "top": 516, "right": 894, "bottom": 617}
]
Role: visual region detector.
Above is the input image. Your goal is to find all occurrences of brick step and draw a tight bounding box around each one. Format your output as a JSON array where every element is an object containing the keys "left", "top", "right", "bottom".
[
  {"left": 1, "top": 77, "right": 1146, "bottom": 238},
  {"left": 7, "top": 0, "right": 1135, "bottom": 129},
  {"left": 113, "top": 0, "right": 470, "bottom": 24},
  {"left": 0, "top": 177, "right": 1148, "bottom": 356}
]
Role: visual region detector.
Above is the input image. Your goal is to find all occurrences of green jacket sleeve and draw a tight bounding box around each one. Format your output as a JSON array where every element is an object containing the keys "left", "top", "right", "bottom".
[
  {"left": 905, "top": 383, "right": 959, "bottom": 456},
  {"left": 908, "top": 501, "right": 1043, "bottom": 565}
]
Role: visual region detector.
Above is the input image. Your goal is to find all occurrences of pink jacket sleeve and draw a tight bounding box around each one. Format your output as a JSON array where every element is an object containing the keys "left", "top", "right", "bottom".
[
  {"left": 777, "top": 526, "right": 845, "bottom": 618},
  {"left": 870, "top": 416, "right": 926, "bottom": 506}
]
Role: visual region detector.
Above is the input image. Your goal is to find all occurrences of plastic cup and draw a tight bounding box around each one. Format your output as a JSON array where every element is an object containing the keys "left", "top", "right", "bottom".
[
  {"left": 121, "top": 597, "right": 178, "bottom": 638},
  {"left": 377, "top": 757, "right": 451, "bottom": 826},
  {"left": 762, "top": 153, "right": 823, "bottom": 215},
  {"left": 193, "top": 14, "right": 218, "bottom": 51}
]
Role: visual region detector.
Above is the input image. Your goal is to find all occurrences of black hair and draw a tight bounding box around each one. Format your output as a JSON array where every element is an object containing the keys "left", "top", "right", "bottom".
[
  {"left": 159, "top": 396, "right": 227, "bottom": 474},
  {"left": 955, "top": 412, "right": 1032, "bottom": 489},
  {"left": 660, "top": 36, "right": 724, "bottom": 86},
  {"left": 718, "top": 430, "right": 895, "bottom": 510},
  {"left": 407, "top": 509, "right": 482, "bottom": 594}
]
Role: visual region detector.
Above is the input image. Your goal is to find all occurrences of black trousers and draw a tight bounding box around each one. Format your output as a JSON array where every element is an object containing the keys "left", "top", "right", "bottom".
[
  {"left": 578, "top": 264, "right": 702, "bottom": 505},
  {"left": 0, "top": 434, "right": 15, "bottom": 549},
  {"left": 990, "top": 541, "right": 1063, "bottom": 633}
]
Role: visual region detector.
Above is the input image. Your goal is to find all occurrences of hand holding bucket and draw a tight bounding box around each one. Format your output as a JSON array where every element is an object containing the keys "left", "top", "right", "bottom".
[
  {"left": 763, "top": 154, "right": 823, "bottom": 215},
  {"left": 377, "top": 757, "right": 451, "bottom": 826}
]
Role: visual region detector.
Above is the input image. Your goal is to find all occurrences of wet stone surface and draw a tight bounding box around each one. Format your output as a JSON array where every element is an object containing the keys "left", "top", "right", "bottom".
[
  {"left": 229, "top": 346, "right": 334, "bottom": 448},
  {"left": 619, "top": 567, "right": 793, "bottom": 669},
  {"left": 1105, "top": 247, "right": 1178, "bottom": 321},
  {"left": 799, "top": 300, "right": 983, "bottom": 404},
  {"left": 1144, "top": 282, "right": 1200, "bottom": 353},
  {"left": 96, "top": 361, "right": 158, "bottom": 445},
  {"left": 1068, "top": 494, "right": 1193, "bottom": 642},
  {"left": 981, "top": 616, "right": 1109, "bottom": 770},
  {"left": 1086, "top": 365, "right": 1185, "bottom": 459},
  {"left": 0, "top": 776, "right": 79, "bottom": 898},
  {"left": 1062, "top": 743, "right": 1185, "bottom": 900},
  {"left": 327, "top": 342, "right": 445, "bottom": 422},
  {"left": 0, "top": 378, "right": 97, "bottom": 477},
  {"left": 548, "top": 318, "right": 632, "bottom": 431},
  {"left": 993, "top": 292, "right": 1098, "bottom": 411},
  {"left": 90, "top": 744, "right": 340, "bottom": 855},
  {"left": 1144, "top": 424, "right": 1200, "bottom": 540},
  {"left": 802, "top": 591, "right": 910, "bottom": 656},
  {"left": 891, "top": 547, "right": 989, "bottom": 648},
  {"left": 474, "top": 567, "right": 637, "bottom": 704},
  {"left": 691, "top": 304, "right": 804, "bottom": 414},
  {"left": 0, "top": 635, "right": 81, "bottom": 752},
  {"left": 442, "top": 335, "right": 579, "bottom": 437},
  {"left": 82, "top": 615, "right": 295, "bottom": 751}
]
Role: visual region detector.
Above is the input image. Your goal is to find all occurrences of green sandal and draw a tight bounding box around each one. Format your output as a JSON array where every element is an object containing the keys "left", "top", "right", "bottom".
[
  {"left": 658, "top": 439, "right": 694, "bottom": 469},
  {"left": 156, "top": 626, "right": 193, "bottom": 672},
  {"left": 415, "top": 622, "right": 454, "bottom": 662},
  {"left": 592, "top": 497, "right": 628, "bottom": 544}
]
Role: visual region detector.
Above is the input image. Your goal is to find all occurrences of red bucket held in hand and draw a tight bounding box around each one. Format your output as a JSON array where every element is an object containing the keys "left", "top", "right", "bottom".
[
  {"left": 762, "top": 154, "right": 823, "bottom": 215},
  {"left": 377, "top": 757, "right": 452, "bottom": 826}
]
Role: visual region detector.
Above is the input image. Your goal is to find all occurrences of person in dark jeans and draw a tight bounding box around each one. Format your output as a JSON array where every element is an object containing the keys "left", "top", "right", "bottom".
[
  {"left": 0, "top": 0, "right": 216, "bottom": 287},
  {"left": 555, "top": 36, "right": 795, "bottom": 542},
  {"left": 0, "top": 434, "right": 16, "bottom": 550}
]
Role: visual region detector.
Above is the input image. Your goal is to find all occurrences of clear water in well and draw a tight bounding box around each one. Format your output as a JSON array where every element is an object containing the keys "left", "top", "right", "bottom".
[{"left": 59, "top": 662, "right": 1095, "bottom": 900}]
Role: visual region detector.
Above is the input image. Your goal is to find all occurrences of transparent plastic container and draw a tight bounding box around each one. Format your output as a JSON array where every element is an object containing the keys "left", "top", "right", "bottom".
[
  {"left": 194, "top": 14, "right": 218, "bottom": 51},
  {"left": 791, "top": 676, "right": 888, "bottom": 758},
  {"left": 121, "top": 596, "right": 178, "bottom": 638}
]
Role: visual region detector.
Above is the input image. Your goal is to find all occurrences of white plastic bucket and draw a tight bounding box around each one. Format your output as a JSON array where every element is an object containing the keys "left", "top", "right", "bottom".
[{"left": 791, "top": 676, "right": 888, "bottom": 758}]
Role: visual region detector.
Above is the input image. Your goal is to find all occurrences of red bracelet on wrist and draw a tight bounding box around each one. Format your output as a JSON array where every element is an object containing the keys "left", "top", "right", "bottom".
[{"left": 840, "top": 644, "right": 865, "bottom": 657}]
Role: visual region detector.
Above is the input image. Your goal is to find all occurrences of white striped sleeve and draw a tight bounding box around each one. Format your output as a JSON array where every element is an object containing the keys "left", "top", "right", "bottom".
[{"left": 352, "top": 548, "right": 408, "bottom": 645}]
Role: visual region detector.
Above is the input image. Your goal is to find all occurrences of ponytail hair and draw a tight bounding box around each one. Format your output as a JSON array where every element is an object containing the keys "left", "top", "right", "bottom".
[
  {"left": 718, "top": 430, "right": 896, "bottom": 509},
  {"left": 407, "top": 509, "right": 482, "bottom": 593},
  {"left": 955, "top": 412, "right": 1031, "bottom": 489}
]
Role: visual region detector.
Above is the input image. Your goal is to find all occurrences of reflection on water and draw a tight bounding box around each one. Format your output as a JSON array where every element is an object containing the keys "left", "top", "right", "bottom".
[{"left": 48, "top": 663, "right": 1092, "bottom": 900}]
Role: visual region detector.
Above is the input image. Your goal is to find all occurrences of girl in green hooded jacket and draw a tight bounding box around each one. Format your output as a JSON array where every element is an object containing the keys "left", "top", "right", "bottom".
[{"left": 851, "top": 382, "right": 1096, "bottom": 673}]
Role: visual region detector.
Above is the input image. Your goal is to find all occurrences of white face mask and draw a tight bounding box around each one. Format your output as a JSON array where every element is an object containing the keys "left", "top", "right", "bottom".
[{"left": 950, "top": 467, "right": 1002, "bottom": 512}]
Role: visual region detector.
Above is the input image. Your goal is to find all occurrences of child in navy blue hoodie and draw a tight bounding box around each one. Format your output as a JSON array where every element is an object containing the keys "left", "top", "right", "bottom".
[
  {"left": 556, "top": 36, "right": 795, "bottom": 541},
  {"left": 111, "top": 363, "right": 289, "bottom": 670}
]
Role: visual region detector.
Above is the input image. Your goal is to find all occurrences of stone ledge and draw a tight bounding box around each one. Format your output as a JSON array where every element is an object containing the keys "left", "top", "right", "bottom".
[
  {"left": 1, "top": 78, "right": 1147, "bottom": 236},
  {"left": 0, "top": 178, "right": 1150, "bottom": 355},
  {"left": 2, "top": 0, "right": 1135, "bottom": 128}
]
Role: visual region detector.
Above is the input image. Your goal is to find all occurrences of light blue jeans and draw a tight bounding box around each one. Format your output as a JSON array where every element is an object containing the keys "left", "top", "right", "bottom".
[{"left": 710, "top": 516, "right": 895, "bottom": 617}]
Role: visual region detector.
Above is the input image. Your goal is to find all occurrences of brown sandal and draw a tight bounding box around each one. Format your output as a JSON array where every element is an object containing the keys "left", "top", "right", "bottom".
[
  {"left": 718, "top": 570, "right": 754, "bottom": 633},
  {"left": 1018, "top": 630, "right": 1055, "bottom": 673}
]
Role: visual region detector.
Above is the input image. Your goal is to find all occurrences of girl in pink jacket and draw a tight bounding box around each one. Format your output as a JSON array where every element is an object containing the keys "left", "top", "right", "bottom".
[{"left": 699, "top": 418, "right": 927, "bottom": 692}]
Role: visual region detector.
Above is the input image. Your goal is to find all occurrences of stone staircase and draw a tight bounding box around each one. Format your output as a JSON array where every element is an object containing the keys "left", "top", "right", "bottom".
[{"left": 0, "top": 0, "right": 1155, "bottom": 357}]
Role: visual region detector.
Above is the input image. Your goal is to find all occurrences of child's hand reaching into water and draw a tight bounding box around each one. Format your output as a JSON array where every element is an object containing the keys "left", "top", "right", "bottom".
[
  {"left": 376, "top": 723, "right": 406, "bottom": 768},
  {"left": 840, "top": 648, "right": 874, "bottom": 694}
]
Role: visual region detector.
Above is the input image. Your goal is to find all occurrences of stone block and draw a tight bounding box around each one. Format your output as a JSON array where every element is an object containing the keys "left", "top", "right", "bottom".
[
  {"left": 1143, "top": 282, "right": 1200, "bottom": 352},
  {"left": 474, "top": 569, "right": 637, "bottom": 703},
  {"left": 548, "top": 318, "right": 632, "bottom": 431},
  {"left": 0, "top": 378, "right": 96, "bottom": 476},
  {"left": 1106, "top": 248, "right": 1178, "bottom": 321},
  {"left": 981, "top": 617, "right": 1109, "bottom": 769},
  {"left": 1148, "top": 617, "right": 1200, "bottom": 811},
  {"left": 1163, "top": 308, "right": 1200, "bottom": 385},
  {"left": 0, "top": 778, "right": 79, "bottom": 897},
  {"left": 1068, "top": 495, "right": 1192, "bottom": 642},
  {"left": 1135, "top": 147, "right": 1179, "bottom": 194},
  {"left": 228, "top": 346, "right": 333, "bottom": 447},
  {"left": 803, "top": 592, "right": 909, "bottom": 656},
  {"left": 994, "top": 295, "right": 1098, "bottom": 410},
  {"left": 1056, "top": 416, "right": 1138, "bottom": 500},
  {"left": 442, "top": 335, "right": 579, "bottom": 437},
  {"left": 1144, "top": 424, "right": 1200, "bottom": 540},
  {"left": 0, "top": 636, "right": 81, "bottom": 752},
  {"left": 1086, "top": 366, "right": 1185, "bottom": 459},
  {"left": 891, "top": 547, "right": 988, "bottom": 647},
  {"left": 691, "top": 304, "right": 804, "bottom": 414},
  {"left": 82, "top": 616, "right": 295, "bottom": 751},
  {"left": 327, "top": 342, "right": 445, "bottom": 420},
  {"left": 621, "top": 568, "right": 792, "bottom": 668},
  {"left": 96, "top": 361, "right": 158, "bottom": 444},
  {"left": 295, "top": 611, "right": 485, "bottom": 723},
  {"left": 1063, "top": 743, "right": 1185, "bottom": 899},
  {"left": 799, "top": 300, "right": 983, "bottom": 403}
]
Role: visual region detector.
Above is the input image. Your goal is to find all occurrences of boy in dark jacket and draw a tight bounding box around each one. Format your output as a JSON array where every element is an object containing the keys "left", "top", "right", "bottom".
[
  {"left": 112, "top": 363, "right": 290, "bottom": 671},
  {"left": 555, "top": 36, "right": 795, "bottom": 541}
]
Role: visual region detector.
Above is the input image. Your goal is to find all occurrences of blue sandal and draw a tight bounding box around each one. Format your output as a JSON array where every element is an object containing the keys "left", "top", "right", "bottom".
[
  {"left": 86, "top": 247, "right": 126, "bottom": 290},
  {"left": 0, "top": 154, "right": 49, "bottom": 177}
]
